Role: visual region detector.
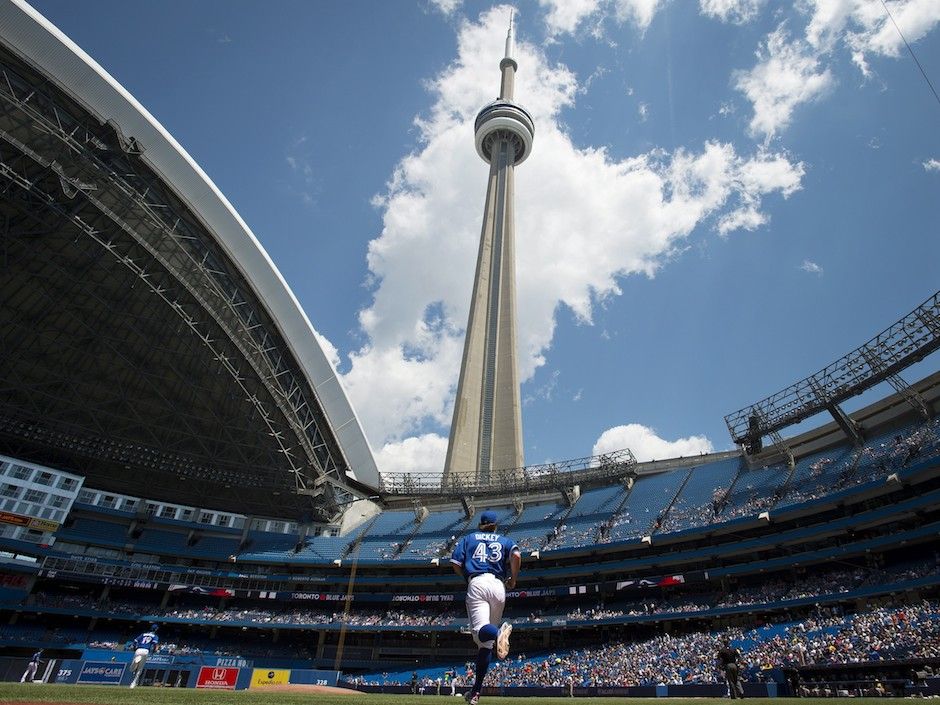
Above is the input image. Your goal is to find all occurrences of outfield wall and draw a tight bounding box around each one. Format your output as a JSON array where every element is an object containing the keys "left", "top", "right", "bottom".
[{"left": 2, "top": 654, "right": 339, "bottom": 691}]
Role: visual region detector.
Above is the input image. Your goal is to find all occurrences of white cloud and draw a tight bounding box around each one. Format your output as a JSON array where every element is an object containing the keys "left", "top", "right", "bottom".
[
  {"left": 593, "top": 423, "right": 714, "bottom": 461},
  {"left": 613, "top": 0, "right": 665, "bottom": 31},
  {"left": 800, "top": 258, "right": 824, "bottom": 275},
  {"left": 374, "top": 433, "right": 449, "bottom": 475},
  {"left": 826, "top": 0, "right": 940, "bottom": 73},
  {"left": 734, "top": 25, "right": 834, "bottom": 140},
  {"left": 285, "top": 135, "right": 317, "bottom": 205},
  {"left": 699, "top": 0, "right": 765, "bottom": 25},
  {"left": 539, "top": 0, "right": 664, "bottom": 36},
  {"left": 524, "top": 369, "right": 561, "bottom": 405},
  {"left": 312, "top": 328, "right": 341, "bottom": 370},
  {"left": 337, "top": 7, "right": 803, "bottom": 470},
  {"left": 638, "top": 101, "right": 649, "bottom": 121},
  {"left": 736, "top": 2, "right": 940, "bottom": 139},
  {"left": 540, "top": 0, "right": 604, "bottom": 36},
  {"left": 923, "top": 158, "right": 940, "bottom": 172},
  {"left": 430, "top": 0, "right": 462, "bottom": 16}
]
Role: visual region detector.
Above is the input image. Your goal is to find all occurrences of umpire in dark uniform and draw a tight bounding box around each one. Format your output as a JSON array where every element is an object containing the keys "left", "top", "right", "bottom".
[{"left": 717, "top": 639, "right": 745, "bottom": 699}]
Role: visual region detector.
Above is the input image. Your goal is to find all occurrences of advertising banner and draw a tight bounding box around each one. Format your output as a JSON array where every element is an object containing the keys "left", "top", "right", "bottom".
[
  {"left": 76, "top": 661, "right": 126, "bottom": 685},
  {"left": 196, "top": 666, "right": 239, "bottom": 689},
  {"left": 616, "top": 574, "right": 685, "bottom": 591},
  {"left": 0, "top": 510, "right": 58, "bottom": 532},
  {"left": 168, "top": 584, "right": 235, "bottom": 597},
  {"left": 251, "top": 668, "right": 291, "bottom": 688}
]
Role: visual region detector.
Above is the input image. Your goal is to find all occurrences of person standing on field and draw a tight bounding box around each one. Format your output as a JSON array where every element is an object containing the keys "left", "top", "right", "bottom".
[{"left": 450, "top": 510, "right": 521, "bottom": 705}]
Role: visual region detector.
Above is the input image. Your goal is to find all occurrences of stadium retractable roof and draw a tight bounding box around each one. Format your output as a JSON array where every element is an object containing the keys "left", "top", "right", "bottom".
[{"left": 0, "top": 0, "right": 378, "bottom": 518}]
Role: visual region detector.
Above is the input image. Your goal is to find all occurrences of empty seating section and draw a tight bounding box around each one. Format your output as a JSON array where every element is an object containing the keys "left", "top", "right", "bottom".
[
  {"left": 361, "top": 510, "right": 416, "bottom": 538},
  {"left": 511, "top": 501, "right": 567, "bottom": 552},
  {"left": 470, "top": 506, "right": 516, "bottom": 525},
  {"left": 260, "top": 535, "right": 347, "bottom": 563},
  {"left": 355, "top": 512, "right": 419, "bottom": 561},
  {"left": 569, "top": 484, "right": 626, "bottom": 518},
  {"left": 605, "top": 469, "right": 684, "bottom": 541},
  {"left": 237, "top": 530, "right": 300, "bottom": 561},
  {"left": 544, "top": 485, "right": 627, "bottom": 550},
  {"left": 388, "top": 508, "right": 469, "bottom": 561},
  {"left": 415, "top": 509, "right": 466, "bottom": 534},
  {"left": 718, "top": 466, "right": 781, "bottom": 521},
  {"left": 133, "top": 529, "right": 189, "bottom": 552},
  {"left": 658, "top": 458, "right": 740, "bottom": 534},
  {"left": 187, "top": 535, "right": 240, "bottom": 558},
  {"left": 57, "top": 518, "right": 128, "bottom": 546}
]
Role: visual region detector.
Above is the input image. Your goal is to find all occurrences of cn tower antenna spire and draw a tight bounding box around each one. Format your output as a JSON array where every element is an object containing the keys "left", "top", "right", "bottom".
[{"left": 505, "top": 9, "right": 514, "bottom": 60}]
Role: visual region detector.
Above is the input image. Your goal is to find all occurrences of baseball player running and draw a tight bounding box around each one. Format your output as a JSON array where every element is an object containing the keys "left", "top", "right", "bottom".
[
  {"left": 20, "top": 650, "right": 41, "bottom": 682},
  {"left": 128, "top": 624, "right": 159, "bottom": 688},
  {"left": 450, "top": 509, "right": 521, "bottom": 705}
]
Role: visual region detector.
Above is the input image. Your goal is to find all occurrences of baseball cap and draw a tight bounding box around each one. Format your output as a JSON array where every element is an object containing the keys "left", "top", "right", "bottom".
[
  {"left": 151, "top": 624, "right": 159, "bottom": 631},
  {"left": 479, "top": 510, "right": 498, "bottom": 526}
]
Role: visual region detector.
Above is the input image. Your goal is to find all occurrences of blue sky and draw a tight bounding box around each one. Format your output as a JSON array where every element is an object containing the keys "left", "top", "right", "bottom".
[{"left": 30, "top": 0, "right": 940, "bottom": 474}]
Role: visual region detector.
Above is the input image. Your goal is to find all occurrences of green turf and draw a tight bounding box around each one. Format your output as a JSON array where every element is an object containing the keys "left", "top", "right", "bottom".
[{"left": 0, "top": 685, "right": 906, "bottom": 705}]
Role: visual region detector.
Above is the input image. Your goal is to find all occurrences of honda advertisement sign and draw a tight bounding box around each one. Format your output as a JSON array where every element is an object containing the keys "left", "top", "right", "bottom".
[{"left": 196, "top": 666, "right": 239, "bottom": 690}]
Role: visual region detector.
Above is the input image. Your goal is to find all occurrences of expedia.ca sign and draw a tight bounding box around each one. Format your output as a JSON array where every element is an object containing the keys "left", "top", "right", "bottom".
[{"left": 250, "top": 668, "right": 290, "bottom": 688}]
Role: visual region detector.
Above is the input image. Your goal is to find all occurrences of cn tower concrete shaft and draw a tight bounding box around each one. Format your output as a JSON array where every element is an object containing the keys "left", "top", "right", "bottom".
[{"left": 443, "top": 21, "right": 534, "bottom": 484}]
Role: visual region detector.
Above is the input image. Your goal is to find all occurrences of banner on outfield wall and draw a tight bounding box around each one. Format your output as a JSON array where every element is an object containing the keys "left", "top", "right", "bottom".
[
  {"left": 196, "top": 666, "right": 239, "bottom": 689},
  {"left": 76, "top": 661, "right": 126, "bottom": 685},
  {"left": 251, "top": 668, "right": 290, "bottom": 687}
]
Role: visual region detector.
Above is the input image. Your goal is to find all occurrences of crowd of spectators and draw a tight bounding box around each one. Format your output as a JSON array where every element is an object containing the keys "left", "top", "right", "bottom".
[
  {"left": 364, "top": 600, "right": 940, "bottom": 688},
  {"left": 20, "top": 558, "right": 937, "bottom": 632}
]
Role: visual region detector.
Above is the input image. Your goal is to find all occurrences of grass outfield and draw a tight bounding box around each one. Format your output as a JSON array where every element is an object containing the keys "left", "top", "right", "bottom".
[{"left": 0, "top": 686, "right": 904, "bottom": 705}]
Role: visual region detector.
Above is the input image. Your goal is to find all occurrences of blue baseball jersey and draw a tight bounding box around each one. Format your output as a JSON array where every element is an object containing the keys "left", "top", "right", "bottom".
[
  {"left": 450, "top": 531, "right": 519, "bottom": 580},
  {"left": 30, "top": 651, "right": 41, "bottom": 663},
  {"left": 133, "top": 631, "right": 159, "bottom": 651}
]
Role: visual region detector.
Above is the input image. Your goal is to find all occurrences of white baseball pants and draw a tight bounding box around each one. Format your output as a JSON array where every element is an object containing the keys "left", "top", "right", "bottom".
[{"left": 465, "top": 573, "right": 505, "bottom": 647}]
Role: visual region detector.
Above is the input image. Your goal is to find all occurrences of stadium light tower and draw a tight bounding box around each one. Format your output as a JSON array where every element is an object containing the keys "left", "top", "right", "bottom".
[{"left": 443, "top": 13, "right": 534, "bottom": 484}]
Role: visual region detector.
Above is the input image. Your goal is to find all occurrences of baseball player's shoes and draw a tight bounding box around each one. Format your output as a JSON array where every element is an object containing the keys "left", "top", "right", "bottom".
[
  {"left": 464, "top": 691, "right": 479, "bottom": 705},
  {"left": 496, "top": 622, "right": 512, "bottom": 659}
]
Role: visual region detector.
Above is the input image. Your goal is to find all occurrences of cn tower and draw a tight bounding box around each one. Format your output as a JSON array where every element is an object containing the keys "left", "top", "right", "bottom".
[{"left": 443, "top": 14, "right": 534, "bottom": 484}]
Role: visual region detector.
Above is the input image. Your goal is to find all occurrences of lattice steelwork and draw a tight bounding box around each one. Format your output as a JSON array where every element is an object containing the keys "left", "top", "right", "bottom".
[
  {"left": 0, "top": 45, "right": 351, "bottom": 517},
  {"left": 381, "top": 448, "right": 636, "bottom": 498},
  {"left": 725, "top": 290, "right": 940, "bottom": 448}
]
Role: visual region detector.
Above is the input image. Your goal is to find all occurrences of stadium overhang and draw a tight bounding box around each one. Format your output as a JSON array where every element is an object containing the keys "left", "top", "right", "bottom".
[{"left": 0, "top": 0, "right": 378, "bottom": 518}]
